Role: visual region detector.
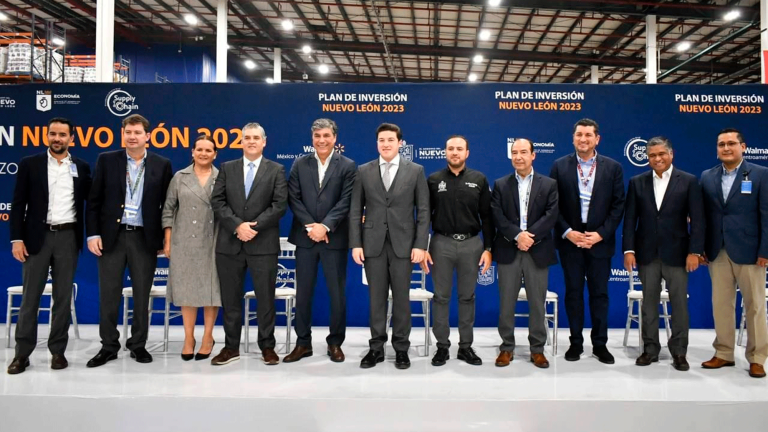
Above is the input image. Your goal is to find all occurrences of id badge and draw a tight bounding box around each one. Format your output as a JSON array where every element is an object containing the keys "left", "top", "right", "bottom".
[
  {"left": 522, "top": 214, "right": 528, "bottom": 228},
  {"left": 124, "top": 204, "right": 139, "bottom": 219},
  {"left": 742, "top": 181, "right": 752, "bottom": 194},
  {"left": 69, "top": 163, "right": 78, "bottom": 177}
]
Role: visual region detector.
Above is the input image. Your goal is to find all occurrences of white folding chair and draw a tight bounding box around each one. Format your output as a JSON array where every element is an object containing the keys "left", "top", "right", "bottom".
[
  {"left": 244, "top": 237, "right": 296, "bottom": 354},
  {"left": 737, "top": 269, "right": 768, "bottom": 347},
  {"left": 385, "top": 267, "right": 433, "bottom": 357},
  {"left": 5, "top": 281, "right": 80, "bottom": 348},
  {"left": 122, "top": 264, "right": 181, "bottom": 352},
  {"left": 515, "top": 285, "right": 559, "bottom": 355},
  {"left": 623, "top": 277, "right": 672, "bottom": 347}
]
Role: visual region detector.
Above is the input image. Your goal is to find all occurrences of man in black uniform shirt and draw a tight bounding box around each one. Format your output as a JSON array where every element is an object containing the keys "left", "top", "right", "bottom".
[{"left": 422, "top": 135, "right": 494, "bottom": 366}]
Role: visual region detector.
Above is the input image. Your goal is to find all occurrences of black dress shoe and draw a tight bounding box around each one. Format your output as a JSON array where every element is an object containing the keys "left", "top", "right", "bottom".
[
  {"left": 360, "top": 350, "right": 384, "bottom": 369},
  {"left": 564, "top": 345, "right": 583, "bottom": 362},
  {"left": 195, "top": 341, "right": 215, "bottom": 361},
  {"left": 431, "top": 347, "right": 449, "bottom": 366},
  {"left": 672, "top": 355, "right": 690, "bottom": 371},
  {"left": 457, "top": 347, "right": 483, "bottom": 365},
  {"left": 51, "top": 353, "right": 68, "bottom": 370},
  {"left": 593, "top": 346, "right": 615, "bottom": 365},
  {"left": 181, "top": 340, "right": 196, "bottom": 361},
  {"left": 395, "top": 351, "right": 411, "bottom": 370},
  {"left": 635, "top": 352, "right": 659, "bottom": 366},
  {"left": 7, "top": 357, "right": 29, "bottom": 375},
  {"left": 129, "top": 347, "right": 153, "bottom": 364},
  {"left": 87, "top": 350, "right": 118, "bottom": 368}
]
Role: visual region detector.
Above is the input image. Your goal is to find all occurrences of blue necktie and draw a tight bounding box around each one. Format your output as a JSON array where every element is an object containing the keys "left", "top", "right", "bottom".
[{"left": 244, "top": 162, "right": 255, "bottom": 197}]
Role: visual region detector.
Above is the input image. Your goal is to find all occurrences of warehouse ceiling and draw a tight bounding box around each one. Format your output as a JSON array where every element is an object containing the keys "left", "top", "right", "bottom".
[{"left": 0, "top": 0, "right": 762, "bottom": 84}]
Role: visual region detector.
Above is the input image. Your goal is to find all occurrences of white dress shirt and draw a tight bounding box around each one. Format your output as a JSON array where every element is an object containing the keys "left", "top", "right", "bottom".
[
  {"left": 653, "top": 164, "right": 673, "bottom": 210},
  {"left": 379, "top": 154, "right": 400, "bottom": 184},
  {"left": 515, "top": 168, "right": 534, "bottom": 232},
  {"left": 316, "top": 152, "right": 332, "bottom": 186},
  {"left": 47, "top": 150, "right": 76, "bottom": 225},
  {"left": 243, "top": 155, "right": 263, "bottom": 183}
]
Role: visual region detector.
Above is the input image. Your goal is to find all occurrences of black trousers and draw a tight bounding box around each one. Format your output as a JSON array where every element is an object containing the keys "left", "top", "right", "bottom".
[
  {"left": 295, "top": 244, "right": 347, "bottom": 347},
  {"left": 216, "top": 252, "right": 278, "bottom": 351},
  {"left": 15, "top": 230, "right": 78, "bottom": 359},
  {"left": 560, "top": 249, "right": 611, "bottom": 347},
  {"left": 98, "top": 229, "right": 157, "bottom": 353}
]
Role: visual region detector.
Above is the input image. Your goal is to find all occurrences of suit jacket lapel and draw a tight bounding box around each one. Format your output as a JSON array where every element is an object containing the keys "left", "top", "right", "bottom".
[
  {"left": 308, "top": 155, "right": 320, "bottom": 194},
  {"left": 319, "top": 152, "right": 340, "bottom": 193},
  {"left": 584, "top": 154, "right": 600, "bottom": 223},
  {"left": 527, "top": 173, "right": 541, "bottom": 222},
  {"left": 388, "top": 159, "right": 407, "bottom": 194},
  {"left": 118, "top": 152, "right": 127, "bottom": 202},
  {"left": 181, "top": 166, "right": 211, "bottom": 204},
  {"left": 38, "top": 152, "right": 49, "bottom": 200},
  {"left": 658, "top": 169, "right": 679, "bottom": 214},
  {"left": 510, "top": 174, "right": 521, "bottom": 218},
  {"left": 247, "top": 159, "right": 267, "bottom": 201}
]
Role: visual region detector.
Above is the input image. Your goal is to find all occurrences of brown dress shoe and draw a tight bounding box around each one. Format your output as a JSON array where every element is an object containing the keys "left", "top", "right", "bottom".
[
  {"left": 749, "top": 363, "right": 766, "bottom": 378},
  {"left": 7, "top": 357, "right": 29, "bottom": 375},
  {"left": 530, "top": 353, "right": 550, "bottom": 369},
  {"left": 51, "top": 353, "right": 68, "bottom": 370},
  {"left": 701, "top": 356, "right": 735, "bottom": 369},
  {"left": 283, "top": 345, "right": 313, "bottom": 363},
  {"left": 327, "top": 345, "right": 345, "bottom": 363},
  {"left": 211, "top": 348, "right": 240, "bottom": 366},
  {"left": 495, "top": 350, "right": 513, "bottom": 367},
  {"left": 262, "top": 348, "right": 280, "bottom": 365}
]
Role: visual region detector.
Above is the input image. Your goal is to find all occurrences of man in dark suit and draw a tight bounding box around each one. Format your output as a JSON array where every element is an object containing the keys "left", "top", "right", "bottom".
[
  {"left": 349, "top": 123, "right": 430, "bottom": 370},
  {"left": 700, "top": 128, "right": 768, "bottom": 379},
  {"left": 85, "top": 114, "right": 173, "bottom": 367},
  {"left": 491, "top": 138, "right": 558, "bottom": 369},
  {"left": 210, "top": 122, "right": 288, "bottom": 366},
  {"left": 623, "top": 136, "right": 705, "bottom": 371},
  {"left": 549, "top": 118, "right": 625, "bottom": 364},
  {"left": 284, "top": 118, "right": 356, "bottom": 363},
  {"left": 7, "top": 118, "right": 92, "bottom": 375}
]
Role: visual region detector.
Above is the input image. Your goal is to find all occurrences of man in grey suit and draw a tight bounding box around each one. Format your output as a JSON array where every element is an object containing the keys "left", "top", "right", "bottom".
[
  {"left": 210, "top": 122, "right": 288, "bottom": 366},
  {"left": 350, "top": 123, "right": 430, "bottom": 369},
  {"left": 284, "top": 118, "right": 356, "bottom": 363}
]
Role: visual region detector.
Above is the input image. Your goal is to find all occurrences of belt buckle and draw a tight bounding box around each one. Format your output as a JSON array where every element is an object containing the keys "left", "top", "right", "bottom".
[
  {"left": 453, "top": 234, "right": 467, "bottom": 241},
  {"left": 49, "top": 224, "right": 58, "bottom": 232},
  {"left": 125, "top": 225, "right": 135, "bottom": 231}
]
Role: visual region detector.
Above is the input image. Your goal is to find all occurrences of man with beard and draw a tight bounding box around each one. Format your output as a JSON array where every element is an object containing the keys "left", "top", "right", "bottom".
[
  {"left": 421, "top": 135, "right": 493, "bottom": 366},
  {"left": 8, "top": 117, "right": 92, "bottom": 374}
]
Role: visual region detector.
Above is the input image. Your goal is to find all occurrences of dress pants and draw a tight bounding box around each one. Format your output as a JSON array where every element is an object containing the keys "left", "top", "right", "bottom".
[
  {"left": 709, "top": 249, "right": 768, "bottom": 365},
  {"left": 429, "top": 234, "right": 483, "bottom": 349},
  {"left": 216, "top": 252, "right": 278, "bottom": 351},
  {"left": 638, "top": 259, "right": 689, "bottom": 357},
  {"left": 14, "top": 230, "right": 78, "bottom": 359},
  {"left": 560, "top": 249, "right": 611, "bottom": 347},
  {"left": 294, "top": 243, "right": 347, "bottom": 347},
  {"left": 98, "top": 229, "right": 157, "bottom": 353},
  {"left": 364, "top": 235, "right": 412, "bottom": 352},
  {"left": 498, "top": 252, "right": 549, "bottom": 353}
]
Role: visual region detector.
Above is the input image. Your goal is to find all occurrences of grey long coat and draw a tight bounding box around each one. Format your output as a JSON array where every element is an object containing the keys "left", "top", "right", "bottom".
[{"left": 162, "top": 164, "right": 221, "bottom": 306}]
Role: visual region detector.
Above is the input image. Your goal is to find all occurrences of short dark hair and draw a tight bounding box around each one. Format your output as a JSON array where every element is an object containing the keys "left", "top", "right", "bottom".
[
  {"left": 193, "top": 134, "right": 216, "bottom": 152},
  {"left": 573, "top": 118, "right": 599, "bottom": 135},
  {"left": 718, "top": 128, "right": 744, "bottom": 143},
  {"left": 376, "top": 123, "right": 402, "bottom": 141},
  {"left": 446, "top": 135, "right": 469, "bottom": 149},
  {"left": 513, "top": 138, "right": 534, "bottom": 153},
  {"left": 122, "top": 114, "right": 150, "bottom": 131},
  {"left": 48, "top": 117, "right": 74, "bottom": 135},
  {"left": 647, "top": 136, "right": 673, "bottom": 151}
]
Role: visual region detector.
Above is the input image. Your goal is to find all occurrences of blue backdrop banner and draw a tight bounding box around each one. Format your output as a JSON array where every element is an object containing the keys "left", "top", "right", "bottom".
[{"left": 0, "top": 83, "right": 766, "bottom": 329}]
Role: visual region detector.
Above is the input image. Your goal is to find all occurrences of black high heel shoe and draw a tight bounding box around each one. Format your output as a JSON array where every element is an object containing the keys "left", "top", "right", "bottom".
[
  {"left": 181, "top": 340, "right": 196, "bottom": 361},
  {"left": 195, "top": 341, "right": 215, "bottom": 361}
]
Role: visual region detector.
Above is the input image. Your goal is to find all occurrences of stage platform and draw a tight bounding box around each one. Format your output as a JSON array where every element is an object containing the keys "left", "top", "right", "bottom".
[{"left": 1, "top": 326, "right": 767, "bottom": 432}]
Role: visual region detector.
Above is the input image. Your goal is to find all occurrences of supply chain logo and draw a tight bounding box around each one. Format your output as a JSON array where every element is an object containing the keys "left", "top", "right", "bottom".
[
  {"left": 0, "top": 97, "right": 16, "bottom": 108},
  {"left": 624, "top": 137, "right": 648, "bottom": 167},
  {"left": 36, "top": 90, "right": 52, "bottom": 112},
  {"left": 477, "top": 266, "right": 496, "bottom": 286},
  {"left": 399, "top": 141, "right": 414, "bottom": 161},
  {"left": 276, "top": 264, "right": 295, "bottom": 288},
  {"left": 105, "top": 88, "right": 139, "bottom": 117}
]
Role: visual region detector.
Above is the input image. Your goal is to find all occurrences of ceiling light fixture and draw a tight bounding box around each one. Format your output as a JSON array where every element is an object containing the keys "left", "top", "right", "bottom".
[
  {"left": 184, "top": 14, "right": 198, "bottom": 26},
  {"left": 488, "top": 0, "right": 502, "bottom": 7},
  {"left": 318, "top": 64, "right": 329, "bottom": 74},
  {"left": 0, "top": 12, "right": 8, "bottom": 21},
  {"left": 51, "top": 37, "right": 65, "bottom": 46},
  {"left": 244, "top": 59, "right": 256, "bottom": 70},
  {"left": 282, "top": 19, "right": 294, "bottom": 31},
  {"left": 302, "top": 45, "right": 312, "bottom": 54},
  {"left": 473, "top": 54, "right": 484, "bottom": 64},
  {"left": 676, "top": 41, "right": 691, "bottom": 52},
  {"left": 723, "top": 10, "right": 740, "bottom": 21},
  {"left": 266, "top": 78, "right": 275, "bottom": 84},
  {"left": 479, "top": 29, "right": 491, "bottom": 41},
  {"left": 468, "top": 73, "right": 478, "bottom": 82}
]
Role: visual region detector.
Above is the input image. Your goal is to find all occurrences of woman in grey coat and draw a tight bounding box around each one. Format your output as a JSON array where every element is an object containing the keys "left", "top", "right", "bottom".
[{"left": 162, "top": 135, "right": 221, "bottom": 361}]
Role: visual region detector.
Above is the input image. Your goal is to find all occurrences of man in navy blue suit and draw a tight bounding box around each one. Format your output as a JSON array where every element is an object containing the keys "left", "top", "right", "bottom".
[
  {"left": 550, "top": 118, "right": 625, "bottom": 364},
  {"left": 284, "top": 119, "right": 356, "bottom": 363},
  {"left": 700, "top": 128, "right": 768, "bottom": 379}
]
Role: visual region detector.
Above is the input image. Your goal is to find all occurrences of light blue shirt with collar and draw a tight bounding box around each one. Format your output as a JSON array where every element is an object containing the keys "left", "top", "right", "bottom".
[
  {"left": 721, "top": 160, "right": 743, "bottom": 202},
  {"left": 123, "top": 151, "right": 147, "bottom": 226},
  {"left": 562, "top": 152, "right": 598, "bottom": 239}
]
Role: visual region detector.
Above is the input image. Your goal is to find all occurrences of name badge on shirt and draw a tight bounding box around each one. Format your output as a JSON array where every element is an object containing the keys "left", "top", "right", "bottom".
[
  {"left": 742, "top": 180, "right": 752, "bottom": 194},
  {"left": 69, "top": 164, "right": 78, "bottom": 177},
  {"left": 124, "top": 204, "right": 140, "bottom": 219}
]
